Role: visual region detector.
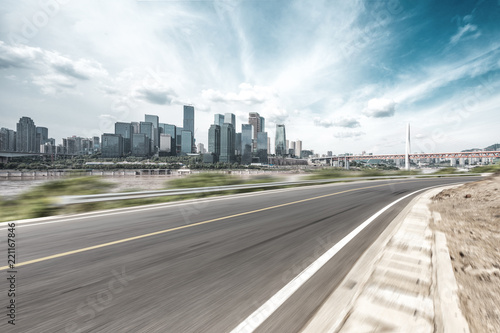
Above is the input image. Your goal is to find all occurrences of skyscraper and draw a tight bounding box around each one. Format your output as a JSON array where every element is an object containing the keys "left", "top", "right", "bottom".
[
  {"left": 115, "top": 122, "right": 133, "bottom": 155},
  {"left": 145, "top": 114, "right": 159, "bottom": 152},
  {"left": 0, "top": 128, "right": 16, "bottom": 152},
  {"left": 241, "top": 124, "right": 254, "bottom": 165},
  {"left": 132, "top": 133, "right": 149, "bottom": 156},
  {"left": 101, "top": 133, "right": 123, "bottom": 158},
  {"left": 224, "top": 113, "right": 236, "bottom": 127},
  {"left": 290, "top": 141, "right": 296, "bottom": 157},
  {"left": 208, "top": 124, "right": 221, "bottom": 158},
  {"left": 183, "top": 105, "right": 195, "bottom": 134},
  {"left": 16, "top": 116, "right": 36, "bottom": 153},
  {"left": 36, "top": 127, "right": 48, "bottom": 143},
  {"left": 220, "top": 123, "right": 235, "bottom": 163},
  {"left": 235, "top": 133, "right": 242, "bottom": 156},
  {"left": 257, "top": 132, "right": 268, "bottom": 164},
  {"left": 159, "top": 134, "right": 172, "bottom": 156},
  {"left": 176, "top": 127, "right": 183, "bottom": 155},
  {"left": 131, "top": 122, "right": 140, "bottom": 134},
  {"left": 160, "top": 123, "right": 177, "bottom": 156},
  {"left": 275, "top": 124, "right": 287, "bottom": 156},
  {"left": 140, "top": 121, "right": 154, "bottom": 154},
  {"left": 214, "top": 114, "right": 225, "bottom": 127},
  {"left": 295, "top": 140, "right": 302, "bottom": 158},
  {"left": 181, "top": 130, "right": 193, "bottom": 155},
  {"left": 249, "top": 112, "right": 264, "bottom": 151}
]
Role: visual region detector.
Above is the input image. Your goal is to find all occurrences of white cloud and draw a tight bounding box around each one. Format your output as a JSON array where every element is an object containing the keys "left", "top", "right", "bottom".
[
  {"left": 314, "top": 117, "right": 334, "bottom": 128},
  {"left": 333, "top": 131, "right": 365, "bottom": 139},
  {"left": 450, "top": 23, "right": 479, "bottom": 44},
  {"left": 362, "top": 98, "right": 396, "bottom": 118},
  {"left": 202, "top": 83, "right": 277, "bottom": 105},
  {"left": 135, "top": 86, "right": 177, "bottom": 105},
  {"left": 335, "top": 117, "right": 360, "bottom": 128},
  {"left": 0, "top": 41, "right": 107, "bottom": 94}
]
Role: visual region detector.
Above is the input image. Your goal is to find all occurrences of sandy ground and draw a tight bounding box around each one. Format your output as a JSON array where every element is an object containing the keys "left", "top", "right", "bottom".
[{"left": 431, "top": 174, "right": 500, "bottom": 333}]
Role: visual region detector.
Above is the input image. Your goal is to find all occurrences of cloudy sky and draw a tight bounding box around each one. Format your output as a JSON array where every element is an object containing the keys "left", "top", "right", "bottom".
[{"left": 1, "top": 0, "right": 499, "bottom": 154}]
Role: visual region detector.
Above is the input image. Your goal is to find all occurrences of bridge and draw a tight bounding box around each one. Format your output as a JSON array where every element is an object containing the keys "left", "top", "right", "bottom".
[
  {"left": 0, "top": 151, "right": 56, "bottom": 163},
  {"left": 310, "top": 151, "right": 500, "bottom": 168}
]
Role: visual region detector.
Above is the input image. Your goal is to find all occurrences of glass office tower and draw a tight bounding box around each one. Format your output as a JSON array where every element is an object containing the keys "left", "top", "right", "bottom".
[{"left": 275, "top": 124, "right": 287, "bottom": 156}]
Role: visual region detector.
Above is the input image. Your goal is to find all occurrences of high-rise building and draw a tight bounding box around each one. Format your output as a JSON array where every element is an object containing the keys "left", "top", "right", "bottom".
[
  {"left": 235, "top": 133, "right": 242, "bottom": 156},
  {"left": 249, "top": 112, "right": 265, "bottom": 151},
  {"left": 257, "top": 132, "right": 268, "bottom": 164},
  {"left": 101, "top": 133, "right": 123, "bottom": 157},
  {"left": 159, "top": 134, "right": 172, "bottom": 156},
  {"left": 241, "top": 124, "right": 253, "bottom": 165},
  {"left": 115, "top": 122, "right": 133, "bottom": 155},
  {"left": 145, "top": 115, "right": 159, "bottom": 152},
  {"left": 224, "top": 113, "right": 236, "bottom": 127},
  {"left": 220, "top": 123, "right": 235, "bottom": 163},
  {"left": 268, "top": 137, "right": 271, "bottom": 154},
  {"left": 92, "top": 136, "right": 100, "bottom": 152},
  {"left": 208, "top": 124, "right": 221, "bottom": 158},
  {"left": 183, "top": 105, "right": 195, "bottom": 153},
  {"left": 16, "top": 116, "right": 36, "bottom": 152},
  {"left": 183, "top": 105, "right": 195, "bottom": 134},
  {"left": 181, "top": 130, "right": 193, "bottom": 155},
  {"left": 0, "top": 128, "right": 16, "bottom": 152},
  {"left": 275, "top": 124, "right": 287, "bottom": 156},
  {"left": 132, "top": 133, "right": 150, "bottom": 156},
  {"left": 295, "top": 140, "right": 302, "bottom": 158},
  {"left": 140, "top": 121, "right": 154, "bottom": 153},
  {"left": 197, "top": 143, "right": 205, "bottom": 154},
  {"left": 131, "top": 122, "right": 140, "bottom": 134},
  {"left": 160, "top": 123, "right": 176, "bottom": 156},
  {"left": 214, "top": 114, "right": 225, "bottom": 127},
  {"left": 36, "top": 127, "right": 48, "bottom": 143},
  {"left": 176, "top": 127, "right": 183, "bottom": 155},
  {"left": 290, "top": 141, "right": 296, "bottom": 157}
]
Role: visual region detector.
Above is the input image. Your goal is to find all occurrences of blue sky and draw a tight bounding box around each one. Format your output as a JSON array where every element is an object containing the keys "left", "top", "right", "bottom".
[{"left": 0, "top": 0, "right": 499, "bottom": 154}]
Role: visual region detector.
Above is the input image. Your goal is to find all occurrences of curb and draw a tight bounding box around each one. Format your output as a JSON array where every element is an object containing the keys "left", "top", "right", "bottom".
[
  {"left": 432, "top": 215, "right": 470, "bottom": 333},
  {"left": 300, "top": 189, "right": 431, "bottom": 333},
  {"left": 301, "top": 185, "right": 470, "bottom": 333}
]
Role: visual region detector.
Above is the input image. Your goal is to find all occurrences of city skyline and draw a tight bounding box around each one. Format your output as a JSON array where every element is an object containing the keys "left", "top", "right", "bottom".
[{"left": 1, "top": 1, "right": 499, "bottom": 155}]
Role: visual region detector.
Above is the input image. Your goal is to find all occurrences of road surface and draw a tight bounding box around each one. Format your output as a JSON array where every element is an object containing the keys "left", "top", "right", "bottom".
[{"left": 0, "top": 176, "right": 479, "bottom": 333}]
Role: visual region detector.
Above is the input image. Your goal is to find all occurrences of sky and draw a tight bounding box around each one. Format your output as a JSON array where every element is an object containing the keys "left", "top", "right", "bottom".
[{"left": 0, "top": 0, "right": 499, "bottom": 155}]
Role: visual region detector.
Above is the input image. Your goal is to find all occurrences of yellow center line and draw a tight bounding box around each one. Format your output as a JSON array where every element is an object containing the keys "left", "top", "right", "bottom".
[{"left": 1, "top": 180, "right": 424, "bottom": 271}]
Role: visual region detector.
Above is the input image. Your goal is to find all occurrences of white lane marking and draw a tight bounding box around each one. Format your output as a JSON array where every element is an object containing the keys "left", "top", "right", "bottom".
[
  {"left": 230, "top": 185, "right": 449, "bottom": 333},
  {"left": 0, "top": 181, "right": 358, "bottom": 230}
]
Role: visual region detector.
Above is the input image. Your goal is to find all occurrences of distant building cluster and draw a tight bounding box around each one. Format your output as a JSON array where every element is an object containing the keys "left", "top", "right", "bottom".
[
  {"left": 205, "top": 112, "right": 304, "bottom": 165},
  {"left": 103, "top": 105, "right": 197, "bottom": 158},
  {"left": 1, "top": 107, "right": 308, "bottom": 164}
]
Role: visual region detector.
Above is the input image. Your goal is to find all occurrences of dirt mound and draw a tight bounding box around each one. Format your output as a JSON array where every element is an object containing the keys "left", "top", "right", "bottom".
[{"left": 431, "top": 174, "right": 500, "bottom": 333}]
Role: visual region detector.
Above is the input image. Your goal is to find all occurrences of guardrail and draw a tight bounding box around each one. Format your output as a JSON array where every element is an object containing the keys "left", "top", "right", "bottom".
[{"left": 57, "top": 173, "right": 484, "bottom": 206}]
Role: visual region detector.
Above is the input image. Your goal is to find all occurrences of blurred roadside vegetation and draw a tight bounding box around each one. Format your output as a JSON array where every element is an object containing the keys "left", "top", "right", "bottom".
[
  {"left": 0, "top": 163, "right": 491, "bottom": 222},
  {"left": 306, "top": 167, "right": 421, "bottom": 180},
  {"left": 168, "top": 173, "right": 279, "bottom": 188},
  {"left": 0, "top": 174, "right": 282, "bottom": 222},
  {"left": 471, "top": 163, "right": 500, "bottom": 173}
]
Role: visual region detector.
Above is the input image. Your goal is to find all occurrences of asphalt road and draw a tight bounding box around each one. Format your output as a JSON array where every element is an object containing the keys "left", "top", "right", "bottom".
[{"left": 0, "top": 176, "right": 480, "bottom": 333}]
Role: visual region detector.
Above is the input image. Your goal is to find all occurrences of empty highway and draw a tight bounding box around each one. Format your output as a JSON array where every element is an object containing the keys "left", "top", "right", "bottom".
[{"left": 0, "top": 176, "right": 479, "bottom": 333}]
